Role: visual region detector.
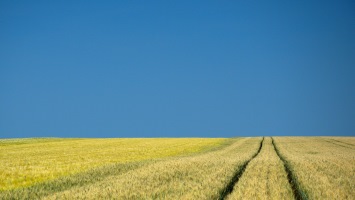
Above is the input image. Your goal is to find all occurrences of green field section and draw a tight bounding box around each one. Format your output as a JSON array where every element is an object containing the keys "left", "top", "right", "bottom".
[
  {"left": 227, "top": 137, "right": 294, "bottom": 199},
  {"left": 0, "top": 138, "right": 226, "bottom": 190},
  {"left": 273, "top": 137, "right": 355, "bottom": 199}
]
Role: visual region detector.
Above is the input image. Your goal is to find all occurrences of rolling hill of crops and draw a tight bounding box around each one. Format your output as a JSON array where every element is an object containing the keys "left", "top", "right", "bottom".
[{"left": 0, "top": 137, "right": 354, "bottom": 199}]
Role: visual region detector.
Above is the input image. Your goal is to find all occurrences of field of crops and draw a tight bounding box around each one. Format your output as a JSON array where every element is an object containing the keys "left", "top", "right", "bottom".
[
  {"left": 0, "top": 138, "right": 226, "bottom": 190},
  {"left": 273, "top": 137, "right": 355, "bottom": 199},
  {"left": 0, "top": 137, "right": 354, "bottom": 199}
]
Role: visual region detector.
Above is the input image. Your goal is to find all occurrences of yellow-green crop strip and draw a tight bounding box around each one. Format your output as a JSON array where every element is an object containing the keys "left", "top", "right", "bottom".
[{"left": 0, "top": 138, "right": 226, "bottom": 190}]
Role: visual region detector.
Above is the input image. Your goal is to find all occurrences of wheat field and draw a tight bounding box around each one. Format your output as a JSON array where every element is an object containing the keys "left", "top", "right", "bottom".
[
  {"left": 273, "top": 137, "right": 355, "bottom": 199},
  {"left": 227, "top": 137, "right": 294, "bottom": 200},
  {"left": 0, "top": 138, "right": 226, "bottom": 190},
  {"left": 44, "top": 138, "right": 261, "bottom": 199},
  {"left": 0, "top": 137, "right": 354, "bottom": 199}
]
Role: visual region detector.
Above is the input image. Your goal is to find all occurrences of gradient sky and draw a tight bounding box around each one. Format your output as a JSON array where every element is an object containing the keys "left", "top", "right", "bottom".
[{"left": 1, "top": 1, "right": 354, "bottom": 138}]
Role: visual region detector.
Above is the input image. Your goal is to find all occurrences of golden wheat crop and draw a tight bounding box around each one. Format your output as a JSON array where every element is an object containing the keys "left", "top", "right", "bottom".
[
  {"left": 227, "top": 137, "right": 293, "bottom": 200},
  {"left": 2, "top": 136, "right": 353, "bottom": 199},
  {"left": 44, "top": 137, "right": 262, "bottom": 199},
  {"left": 0, "top": 138, "right": 226, "bottom": 190},
  {"left": 273, "top": 137, "right": 355, "bottom": 199}
]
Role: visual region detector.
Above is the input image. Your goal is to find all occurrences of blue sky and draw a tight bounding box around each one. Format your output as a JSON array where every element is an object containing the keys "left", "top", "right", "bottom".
[{"left": 1, "top": 1, "right": 354, "bottom": 138}]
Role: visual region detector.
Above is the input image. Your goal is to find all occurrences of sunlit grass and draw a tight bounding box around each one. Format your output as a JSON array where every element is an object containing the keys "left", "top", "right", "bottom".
[{"left": 0, "top": 138, "right": 226, "bottom": 190}]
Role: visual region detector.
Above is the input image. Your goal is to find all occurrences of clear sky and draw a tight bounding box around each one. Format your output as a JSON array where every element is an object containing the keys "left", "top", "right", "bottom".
[{"left": 1, "top": 1, "right": 354, "bottom": 138}]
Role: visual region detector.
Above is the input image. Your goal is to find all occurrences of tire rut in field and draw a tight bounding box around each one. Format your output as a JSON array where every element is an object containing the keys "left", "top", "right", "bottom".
[
  {"left": 218, "top": 137, "right": 264, "bottom": 200},
  {"left": 323, "top": 139, "right": 355, "bottom": 149},
  {"left": 271, "top": 137, "right": 307, "bottom": 200},
  {"left": 330, "top": 139, "right": 355, "bottom": 147}
]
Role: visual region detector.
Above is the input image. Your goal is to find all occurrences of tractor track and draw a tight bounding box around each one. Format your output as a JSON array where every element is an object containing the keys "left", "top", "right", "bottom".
[
  {"left": 219, "top": 137, "right": 264, "bottom": 200},
  {"left": 329, "top": 139, "right": 355, "bottom": 147},
  {"left": 323, "top": 138, "right": 355, "bottom": 149},
  {"left": 323, "top": 139, "right": 354, "bottom": 149},
  {"left": 271, "top": 137, "right": 307, "bottom": 200}
]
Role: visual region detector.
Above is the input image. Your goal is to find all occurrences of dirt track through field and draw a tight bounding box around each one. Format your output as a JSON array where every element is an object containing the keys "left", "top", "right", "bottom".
[
  {"left": 272, "top": 137, "right": 307, "bottom": 200},
  {"left": 219, "top": 137, "right": 264, "bottom": 200}
]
